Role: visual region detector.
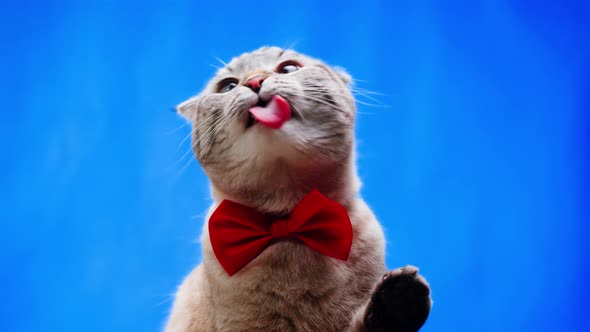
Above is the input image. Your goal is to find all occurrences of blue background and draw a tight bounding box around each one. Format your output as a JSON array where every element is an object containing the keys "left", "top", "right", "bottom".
[{"left": 1, "top": 1, "right": 589, "bottom": 331}]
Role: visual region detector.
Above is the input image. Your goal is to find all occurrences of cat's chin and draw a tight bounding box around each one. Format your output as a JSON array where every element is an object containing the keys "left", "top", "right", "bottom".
[
  {"left": 207, "top": 151, "right": 360, "bottom": 215},
  {"left": 237, "top": 122, "right": 302, "bottom": 161}
]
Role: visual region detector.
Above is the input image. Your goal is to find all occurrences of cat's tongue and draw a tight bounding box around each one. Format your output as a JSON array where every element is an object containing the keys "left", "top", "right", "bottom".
[{"left": 249, "top": 95, "right": 291, "bottom": 129}]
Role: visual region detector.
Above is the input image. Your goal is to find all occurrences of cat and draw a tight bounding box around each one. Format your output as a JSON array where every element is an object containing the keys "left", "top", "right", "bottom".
[{"left": 165, "top": 46, "right": 431, "bottom": 332}]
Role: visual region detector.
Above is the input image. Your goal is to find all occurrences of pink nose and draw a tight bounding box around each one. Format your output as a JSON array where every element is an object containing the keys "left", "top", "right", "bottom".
[{"left": 245, "top": 75, "right": 266, "bottom": 92}]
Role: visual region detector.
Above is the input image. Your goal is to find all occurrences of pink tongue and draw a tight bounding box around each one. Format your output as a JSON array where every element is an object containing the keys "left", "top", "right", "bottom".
[{"left": 248, "top": 95, "right": 291, "bottom": 129}]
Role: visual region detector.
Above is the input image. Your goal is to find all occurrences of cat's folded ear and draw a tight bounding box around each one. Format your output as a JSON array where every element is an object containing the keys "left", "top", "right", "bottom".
[
  {"left": 176, "top": 97, "right": 198, "bottom": 122},
  {"left": 334, "top": 66, "right": 352, "bottom": 85}
]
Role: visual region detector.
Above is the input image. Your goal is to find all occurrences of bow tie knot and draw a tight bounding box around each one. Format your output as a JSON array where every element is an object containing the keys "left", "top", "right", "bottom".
[
  {"left": 209, "top": 190, "right": 353, "bottom": 276},
  {"left": 269, "top": 219, "right": 290, "bottom": 238}
]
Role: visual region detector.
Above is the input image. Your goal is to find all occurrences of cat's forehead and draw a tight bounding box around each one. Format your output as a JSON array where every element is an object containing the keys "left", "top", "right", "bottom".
[{"left": 217, "top": 47, "right": 305, "bottom": 76}]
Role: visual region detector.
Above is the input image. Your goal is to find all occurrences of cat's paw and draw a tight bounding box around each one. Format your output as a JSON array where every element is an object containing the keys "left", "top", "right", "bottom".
[{"left": 363, "top": 265, "right": 431, "bottom": 332}]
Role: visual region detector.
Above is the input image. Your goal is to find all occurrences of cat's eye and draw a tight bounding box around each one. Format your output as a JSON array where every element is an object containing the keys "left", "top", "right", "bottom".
[
  {"left": 217, "top": 78, "right": 239, "bottom": 93},
  {"left": 276, "top": 61, "right": 302, "bottom": 74}
]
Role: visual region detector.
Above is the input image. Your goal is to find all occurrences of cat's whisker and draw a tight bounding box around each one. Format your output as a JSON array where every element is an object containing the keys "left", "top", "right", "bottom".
[
  {"left": 351, "top": 77, "right": 369, "bottom": 83},
  {"left": 153, "top": 293, "right": 175, "bottom": 308},
  {"left": 165, "top": 127, "right": 198, "bottom": 172},
  {"left": 191, "top": 113, "right": 228, "bottom": 159},
  {"left": 201, "top": 97, "right": 241, "bottom": 149},
  {"left": 282, "top": 40, "right": 300, "bottom": 52},
  {"left": 174, "top": 111, "right": 227, "bottom": 170},
  {"left": 305, "top": 82, "right": 385, "bottom": 100},
  {"left": 162, "top": 123, "right": 189, "bottom": 136},
  {"left": 324, "top": 89, "right": 387, "bottom": 108},
  {"left": 350, "top": 86, "right": 386, "bottom": 96},
  {"left": 351, "top": 91, "right": 388, "bottom": 107},
  {"left": 291, "top": 143, "right": 314, "bottom": 159},
  {"left": 175, "top": 153, "right": 195, "bottom": 178},
  {"left": 198, "top": 108, "right": 239, "bottom": 160},
  {"left": 177, "top": 120, "right": 226, "bottom": 171},
  {"left": 300, "top": 84, "right": 389, "bottom": 108},
  {"left": 166, "top": 132, "right": 199, "bottom": 174},
  {"left": 177, "top": 127, "right": 197, "bottom": 150},
  {"left": 176, "top": 142, "right": 196, "bottom": 167},
  {"left": 294, "top": 105, "right": 306, "bottom": 120},
  {"left": 211, "top": 54, "right": 229, "bottom": 67},
  {"left": 349, "top": 85, "right": 391, "bottom": 107},
  {"left": 289, "top": 90, "right": 356, "bottom": 114},
  {"left": 287, "top": 92, "right": 351, "bottom": 115}
]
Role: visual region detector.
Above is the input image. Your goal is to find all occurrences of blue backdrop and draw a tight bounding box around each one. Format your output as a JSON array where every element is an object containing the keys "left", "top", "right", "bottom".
[{"left": 2, "top": 1, "right": 589, "bottom": 331}]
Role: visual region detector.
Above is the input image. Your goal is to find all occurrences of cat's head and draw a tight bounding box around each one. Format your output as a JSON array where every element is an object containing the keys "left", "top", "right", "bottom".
[{"left": 178, "top": 47, "right": 359, "bottom": 212}]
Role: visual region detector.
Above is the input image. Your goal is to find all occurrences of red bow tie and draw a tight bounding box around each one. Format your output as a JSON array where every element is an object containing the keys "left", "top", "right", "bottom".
[{"left": 209, "top": 190, "right": 353, "bottom": 276}]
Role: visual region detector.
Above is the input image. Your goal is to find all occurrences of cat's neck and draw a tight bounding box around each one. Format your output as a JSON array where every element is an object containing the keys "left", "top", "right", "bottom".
[{"left": 210, "top": 156, "right": 361, "bottom": 215}]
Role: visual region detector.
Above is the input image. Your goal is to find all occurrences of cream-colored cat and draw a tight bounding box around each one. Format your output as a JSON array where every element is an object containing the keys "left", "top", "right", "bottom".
[{"left": 166, "top": 47, "right": 431, "bottom": 332}]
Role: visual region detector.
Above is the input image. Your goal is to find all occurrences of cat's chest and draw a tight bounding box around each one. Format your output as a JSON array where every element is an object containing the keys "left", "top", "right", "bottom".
[{"left": 210, "top": 242, "right": 358, "bottom": 331}]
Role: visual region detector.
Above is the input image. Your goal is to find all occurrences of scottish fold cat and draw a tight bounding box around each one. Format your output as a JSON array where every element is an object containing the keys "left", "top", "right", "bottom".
[{"left": 166, "top": 47, "right": 431, "bottom": 332}]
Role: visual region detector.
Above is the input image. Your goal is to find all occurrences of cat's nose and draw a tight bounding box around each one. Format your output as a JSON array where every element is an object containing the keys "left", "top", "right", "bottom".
[{"left": 244, "top": 74, "right": 266, "bottom": 93}]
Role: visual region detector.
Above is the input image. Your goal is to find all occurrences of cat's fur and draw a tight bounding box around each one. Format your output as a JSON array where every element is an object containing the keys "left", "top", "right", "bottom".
[{"left": 166, "top": 47, "right": 431, "bottom": 331}]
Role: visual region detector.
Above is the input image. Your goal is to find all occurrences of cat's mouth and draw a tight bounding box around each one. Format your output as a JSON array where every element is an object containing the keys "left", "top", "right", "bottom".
[
  {"left": 246, "top": 98, "right": 269, "bottom": 128},
  {"left": 246, "top": 95, "right": 292, "bottom": 130}
]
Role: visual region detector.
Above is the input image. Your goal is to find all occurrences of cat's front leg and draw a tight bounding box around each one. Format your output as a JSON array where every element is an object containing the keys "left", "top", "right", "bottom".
[{"left": 353, "top": 265, "right": 431, "bottom": 332}]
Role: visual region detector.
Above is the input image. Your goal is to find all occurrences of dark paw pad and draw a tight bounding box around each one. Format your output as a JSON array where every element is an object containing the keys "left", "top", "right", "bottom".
[{"left": 363, "top": 265, "right": 432, "bottom": 332}]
